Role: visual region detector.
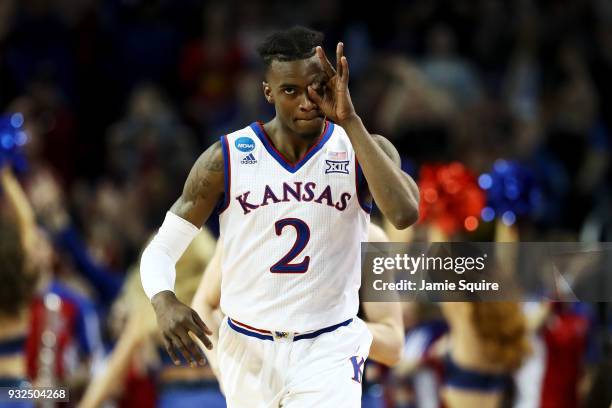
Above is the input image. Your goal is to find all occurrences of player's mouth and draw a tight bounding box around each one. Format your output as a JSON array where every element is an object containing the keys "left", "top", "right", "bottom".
[{"left": 295, "top": 114, "right": 323, "bottom": 122}]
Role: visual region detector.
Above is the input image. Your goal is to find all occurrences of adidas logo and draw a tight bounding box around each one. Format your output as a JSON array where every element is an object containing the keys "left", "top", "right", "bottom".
[{"left": 241, "top": 153, "right": 257, "bottom": 164}]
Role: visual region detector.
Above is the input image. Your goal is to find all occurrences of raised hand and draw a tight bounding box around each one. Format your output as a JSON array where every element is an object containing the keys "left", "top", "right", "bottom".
[
  {"left": 308, "top": 42, "right": 357, "bottom": 124},
  {"left": 152, "top": 291, "right": 213, "bottom": 367},
  {"left": 28, "top": 170, "right": 68, "bottom": 231}
]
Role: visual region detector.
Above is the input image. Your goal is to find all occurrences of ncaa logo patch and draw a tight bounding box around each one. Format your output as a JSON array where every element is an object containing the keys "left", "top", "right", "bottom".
[
  {"left": 325, "top": 160, "right": 350, "bottom": 174},
  {"left": 235, "top": 137, "right": 255, "bottom": 152}
]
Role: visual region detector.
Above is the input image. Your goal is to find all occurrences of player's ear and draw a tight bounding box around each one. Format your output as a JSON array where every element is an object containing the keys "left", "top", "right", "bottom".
[{"left": 262, "top": 81, "right": 274, "bottom": 104}]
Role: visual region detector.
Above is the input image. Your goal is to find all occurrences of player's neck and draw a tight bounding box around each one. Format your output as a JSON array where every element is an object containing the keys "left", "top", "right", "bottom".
[{"left": 263, "top": 118, "right": 324, "bottom": 164}]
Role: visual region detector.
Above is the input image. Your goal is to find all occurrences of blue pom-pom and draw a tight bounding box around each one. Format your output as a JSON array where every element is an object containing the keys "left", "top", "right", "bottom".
[
  {"left": 480, "top": 160, "right": 542, "bottom": 223},
  {"left": 0, "top": 114, "right": 29, "bottom": 174}
]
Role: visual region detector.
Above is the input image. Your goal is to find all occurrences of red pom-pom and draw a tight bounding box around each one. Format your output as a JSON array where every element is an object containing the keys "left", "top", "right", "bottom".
[{"left": 418, "top": 162, "right": 486, "bottom": 235}]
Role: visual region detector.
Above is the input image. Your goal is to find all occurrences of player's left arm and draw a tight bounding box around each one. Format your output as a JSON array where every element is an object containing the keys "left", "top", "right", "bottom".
[
  {"left": 362, "top": 223, "right": 405, "bottom": 366},
  {"left": 357, "top": 132, "right": 420, "bottom": 227},
  {"left": 308, "top": 43, "right": 419, "bottom": 229},
  {"left": 363, "top": 302, "right": 404, "bottom": 366}
]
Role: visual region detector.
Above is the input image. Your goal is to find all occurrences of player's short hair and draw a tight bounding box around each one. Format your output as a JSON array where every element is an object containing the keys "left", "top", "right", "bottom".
[
  {"left": 257, "top": 26, "right": 324, "bottom": 67},
  {"left": 0, "top": 219, "right": 35, "bottom": 317}
]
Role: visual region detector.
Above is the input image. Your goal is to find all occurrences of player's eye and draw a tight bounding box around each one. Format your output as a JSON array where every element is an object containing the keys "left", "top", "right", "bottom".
[{"left": 283, "top": 88, "right": 296, "bottom": 95}]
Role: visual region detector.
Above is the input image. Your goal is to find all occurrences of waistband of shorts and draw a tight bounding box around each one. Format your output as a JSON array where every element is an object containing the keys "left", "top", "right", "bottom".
[
  {"left": 227, "top": 318, "right": 353, "bottom": 341},
  {"left": 159, "top": 378, "right": 220, "bottom": 392}
]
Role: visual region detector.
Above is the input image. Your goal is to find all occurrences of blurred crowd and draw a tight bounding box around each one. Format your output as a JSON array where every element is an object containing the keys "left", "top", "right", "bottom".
[
  {"left": 0, "top": 0, "right": 611, "bottom": 407},
  {"left": 2, "top": 0, "right": 612, "bottom": 238}
]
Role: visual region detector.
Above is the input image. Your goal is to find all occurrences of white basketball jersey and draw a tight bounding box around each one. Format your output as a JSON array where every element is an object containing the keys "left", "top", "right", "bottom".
[{"left": 218, "top": 121, "right": 370, "bottom": 332}]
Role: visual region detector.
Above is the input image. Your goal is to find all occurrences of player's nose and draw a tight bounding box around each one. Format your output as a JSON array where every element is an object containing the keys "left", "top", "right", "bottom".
[{"left": 299, "top": 91, "right": 317, "bottom": 111}]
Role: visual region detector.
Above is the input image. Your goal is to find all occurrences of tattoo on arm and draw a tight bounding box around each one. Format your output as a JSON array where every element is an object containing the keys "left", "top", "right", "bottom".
[
  {"left": 201, "top": 143, "right": 224, "bottom": 172},
  {"left": 186, "top": 176, "right": 212, "bottom": 201},
  {"left": 169, "top": 141, "right": 225, "bottom": 226},
  {"left": 187, "top": 142, "right": 222, "bottom": 200},
  {"left": 182, "top": 141, "right": 224, "bottom": 205}
]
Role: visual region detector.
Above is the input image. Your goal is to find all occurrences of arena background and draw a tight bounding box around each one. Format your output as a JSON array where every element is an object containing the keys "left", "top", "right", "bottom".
[{"left": 0, "top": 0, "right": 610, "bottom": 407}]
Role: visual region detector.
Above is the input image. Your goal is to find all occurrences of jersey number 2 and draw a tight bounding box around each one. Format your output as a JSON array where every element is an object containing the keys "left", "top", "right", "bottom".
[{"left": 270, "top": 218, "right": 310, "bottom": 273}]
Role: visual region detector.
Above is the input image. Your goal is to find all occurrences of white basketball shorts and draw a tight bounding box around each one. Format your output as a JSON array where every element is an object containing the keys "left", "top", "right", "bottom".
[{"left": 217, "top": 315, "right": 373, "bottom": 407}]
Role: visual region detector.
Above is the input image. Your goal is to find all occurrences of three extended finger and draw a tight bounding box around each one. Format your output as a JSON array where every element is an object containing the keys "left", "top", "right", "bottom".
[
  {"left": 336, "top": 42, "right": 343, "bottom": 78},
  {"left": 341, "top": 56, "right": 349, "bottom": 83},
  {"left": 316, "top": 46, "right": 335, "bottom": 78}
]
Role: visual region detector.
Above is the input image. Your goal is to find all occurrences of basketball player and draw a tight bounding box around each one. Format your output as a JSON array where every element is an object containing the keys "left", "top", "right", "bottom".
[{"left": 140, "top": 26, "right": 419, "bottom": 406}]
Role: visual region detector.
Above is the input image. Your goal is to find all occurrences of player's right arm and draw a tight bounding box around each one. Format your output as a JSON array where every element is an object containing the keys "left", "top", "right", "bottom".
[{"left": 140, "top": 141, "right": 225, "bottom": 367}]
